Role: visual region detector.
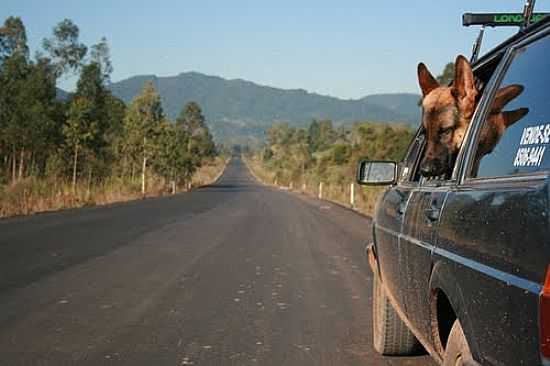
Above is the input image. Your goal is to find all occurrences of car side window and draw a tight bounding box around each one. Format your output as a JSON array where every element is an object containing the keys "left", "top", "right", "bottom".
[{"left": 470, "top": 34, "right": 550, "bottom": 178}]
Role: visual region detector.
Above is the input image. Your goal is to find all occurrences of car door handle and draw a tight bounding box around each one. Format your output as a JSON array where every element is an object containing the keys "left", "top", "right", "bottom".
[
  {"left": 396, "top": 202, "right": 406, "bottom": 216},
  {"left": 424, "top": 208, "right": 441, "bottom": 222}
]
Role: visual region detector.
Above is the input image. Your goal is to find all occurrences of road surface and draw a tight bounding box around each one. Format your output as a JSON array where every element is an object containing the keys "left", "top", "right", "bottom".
[{"left": 0, "top": 158, "right": 434, "bottom": 365}]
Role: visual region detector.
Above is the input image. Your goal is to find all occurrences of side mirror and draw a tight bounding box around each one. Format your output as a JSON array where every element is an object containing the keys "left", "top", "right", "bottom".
[{"left": 356, "top": 160, "right": 397, "bottom": 185}]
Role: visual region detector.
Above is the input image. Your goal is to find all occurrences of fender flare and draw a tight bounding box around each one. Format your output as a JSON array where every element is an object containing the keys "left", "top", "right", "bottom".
[
  {"left": 367, "top": 221, "right": 382, "bottom": 278},
  {"left": 429, "top": 259, "right": 480, "bottom": 361}
]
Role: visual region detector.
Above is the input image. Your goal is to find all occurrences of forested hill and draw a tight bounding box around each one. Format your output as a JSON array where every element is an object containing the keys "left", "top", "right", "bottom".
[{"left": 107, "top": 72, "right": 421, "bottom": 142}]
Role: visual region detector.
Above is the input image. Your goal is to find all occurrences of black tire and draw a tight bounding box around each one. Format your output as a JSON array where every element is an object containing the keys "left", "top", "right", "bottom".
[
  {"left": 443, "top": 320, "right": 475, "bottom": 366},
  {"left": 372, "top": 273, "right": 420, "bottom": 355}
]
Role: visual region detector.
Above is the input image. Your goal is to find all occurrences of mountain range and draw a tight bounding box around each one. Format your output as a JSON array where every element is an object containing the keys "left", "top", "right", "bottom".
[{"left": 64, "top": 71, "right": 422, "bottom": 144}]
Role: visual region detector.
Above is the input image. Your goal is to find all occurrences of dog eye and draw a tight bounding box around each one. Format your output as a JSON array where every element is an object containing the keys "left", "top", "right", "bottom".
[{"left": 440, "top": 127, "right": 453, "bottom": 136}]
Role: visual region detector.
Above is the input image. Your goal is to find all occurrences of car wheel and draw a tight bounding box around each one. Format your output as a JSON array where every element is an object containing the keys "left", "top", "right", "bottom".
[
  {"left": 443, "top": 320, "right": 475, "bottom": 366},
  {"left": 372, "top": 273, "right": 420, "bottom": 355}
]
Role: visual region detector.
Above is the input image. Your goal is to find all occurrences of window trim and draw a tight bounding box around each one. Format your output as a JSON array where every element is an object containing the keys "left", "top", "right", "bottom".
[
  {"left": 460, "top": 24, "right": 550, "bottom": 185},
  {"left": 397, "top": 126, "right": 425, "bottom": 188}
]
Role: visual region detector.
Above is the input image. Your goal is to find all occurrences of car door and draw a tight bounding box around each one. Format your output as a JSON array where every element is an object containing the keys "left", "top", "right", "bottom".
[
  {"left": 373, "top": 128, "right": 424, "bottom": 308},
  {"left": 400, "top": 175, "right": 449, "bottom": 344}
]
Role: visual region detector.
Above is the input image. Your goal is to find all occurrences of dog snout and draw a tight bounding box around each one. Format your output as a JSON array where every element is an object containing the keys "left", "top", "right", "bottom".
[
  {"left": 419, "top": 158, "right": 445, "bottom": 177},
  {"left": 420, "top": 160, "right": 437, "bottom": 177}
]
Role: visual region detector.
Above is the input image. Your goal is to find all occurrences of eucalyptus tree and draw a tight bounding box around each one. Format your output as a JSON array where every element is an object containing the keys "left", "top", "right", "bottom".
[
  {"left": 123, "top": 81, "right": 164, "bottom": 194},
  {"left": 90, "top": 37, "right": 113, "bottom": 84},
  {"left": 0, "top": 17, "right": 57, "bottom": 181},
  {"left": 176, "top": 101, "right": 215, "bottom": 185},
  {"left": 42, "top": 19, "right": 87, "bottom": 78},
  {"left": 64, "top": 96, "right": 96, "bottom": 191},
  {"left": 60, "top": 62, "right": 109, "bottom": 188},
  {"left": 0, "top": 16, "right": 29, "bottom": 62},
  {"left": 154, "top": 122, "right": 191, "bottom": 193}
]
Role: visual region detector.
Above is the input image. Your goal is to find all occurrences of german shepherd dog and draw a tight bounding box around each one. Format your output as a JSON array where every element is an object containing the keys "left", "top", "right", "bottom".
[{"left": 417, "top": 55, "right": 528, "bottom": 178}]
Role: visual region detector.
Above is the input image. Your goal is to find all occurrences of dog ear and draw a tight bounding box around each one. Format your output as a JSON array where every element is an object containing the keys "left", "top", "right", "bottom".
[
  {"left": 501, "top": 108, "right": 529, "bottom": 127},
  {"left": 490, "top": 84, "right": 524, "bottom": 113},
  {"left": 418, "top": 63, "right": 439, "bottom": 96},
  {"left": 452, "top": 55, "right": 475, "bottom": 100}
]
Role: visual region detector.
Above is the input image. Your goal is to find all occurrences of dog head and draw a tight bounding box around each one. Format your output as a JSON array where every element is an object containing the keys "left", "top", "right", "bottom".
[{"left": 417, "top": 55, "right": 478, "bottom": 178}]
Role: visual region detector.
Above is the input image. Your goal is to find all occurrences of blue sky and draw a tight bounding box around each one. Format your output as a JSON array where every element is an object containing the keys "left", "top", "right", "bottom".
[{"left": 3, "top": 0, "right": 549, "bottom": 99}]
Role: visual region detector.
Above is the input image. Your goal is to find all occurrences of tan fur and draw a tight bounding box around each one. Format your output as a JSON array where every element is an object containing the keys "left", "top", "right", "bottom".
[
  {"left": 417, "top": 55, "right": 478, "bottom": 176},
  {"left": 451, "top": 55, "right": 478, "bottom": 150}
]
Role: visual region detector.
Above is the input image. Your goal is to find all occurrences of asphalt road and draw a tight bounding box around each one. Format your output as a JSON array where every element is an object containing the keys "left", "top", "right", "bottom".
[{"left": 0, "top": 158, "right": 434, "bottom": 366}]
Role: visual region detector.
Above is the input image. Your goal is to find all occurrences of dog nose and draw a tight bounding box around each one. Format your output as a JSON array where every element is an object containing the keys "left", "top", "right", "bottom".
[{"left": 420, "top": 162, "right": 435, "bottom": 177}]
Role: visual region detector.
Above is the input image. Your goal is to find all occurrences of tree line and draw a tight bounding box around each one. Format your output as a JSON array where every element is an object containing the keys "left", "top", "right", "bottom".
[
  {"left": 0, "top": 16, "right": 216, "bottom": 196},
  {"left": 257, "top": 119, "right": 413, "bottom": 187},
  {"left": 245, "top": 119, "right": 412, "bottom": 214}
]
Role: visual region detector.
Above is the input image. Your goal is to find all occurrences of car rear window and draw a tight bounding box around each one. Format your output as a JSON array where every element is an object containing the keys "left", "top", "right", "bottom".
[{"left": 470, "top": 32, "right": 550, "bottom": 178}]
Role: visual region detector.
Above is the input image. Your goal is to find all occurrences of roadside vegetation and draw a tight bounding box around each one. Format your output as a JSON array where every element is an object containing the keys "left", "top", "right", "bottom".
[
  {"left": 245, "top": 120, "right": 414, "bottom": 215},
  {"left": 0, "top": 17, "right": 223, "bottom": 218}
]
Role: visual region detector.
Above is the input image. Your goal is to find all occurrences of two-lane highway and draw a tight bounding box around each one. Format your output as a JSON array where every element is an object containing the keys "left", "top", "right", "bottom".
[{"left": 0, "top": 158, "right": 434, "bottom": 365}]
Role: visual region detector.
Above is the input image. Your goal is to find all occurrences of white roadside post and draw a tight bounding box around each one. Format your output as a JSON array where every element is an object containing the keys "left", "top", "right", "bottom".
[{"left": 319, "top": 182, "right": 323, "bottom": 199}]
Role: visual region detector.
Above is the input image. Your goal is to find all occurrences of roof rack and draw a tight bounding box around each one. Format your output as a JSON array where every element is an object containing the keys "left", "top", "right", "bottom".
[{"left": 463, "top": 0, "right": 549, "bottom": 62}]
